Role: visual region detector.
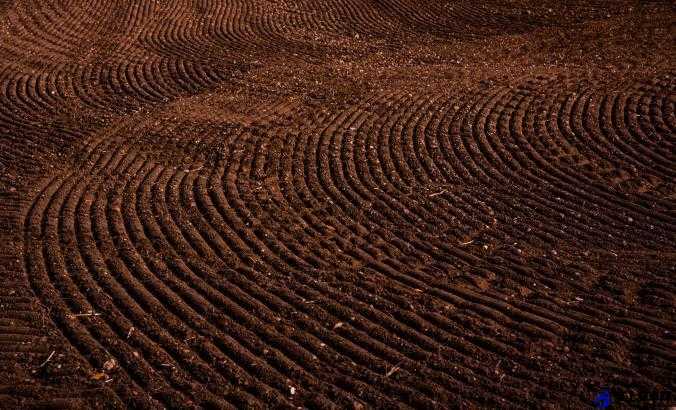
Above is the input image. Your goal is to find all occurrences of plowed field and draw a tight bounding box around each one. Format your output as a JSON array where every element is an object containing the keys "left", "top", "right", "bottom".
[{"left": 0, "top": 1, "right": 674, "bottom": 408}]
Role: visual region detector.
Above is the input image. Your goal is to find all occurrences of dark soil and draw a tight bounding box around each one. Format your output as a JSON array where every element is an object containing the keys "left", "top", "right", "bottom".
[{"left": 0, "top": 1, "right": 674, "bottom": 409}]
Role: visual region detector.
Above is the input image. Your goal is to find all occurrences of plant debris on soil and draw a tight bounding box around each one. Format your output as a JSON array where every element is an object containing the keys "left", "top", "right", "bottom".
[{"left": 0, "top": 1, "right": 674, "bottom": 409}]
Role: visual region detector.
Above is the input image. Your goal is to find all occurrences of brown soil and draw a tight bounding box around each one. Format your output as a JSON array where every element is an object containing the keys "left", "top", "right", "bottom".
[{"left": 0, "top": 1, "right": 674, "bottom": 409}]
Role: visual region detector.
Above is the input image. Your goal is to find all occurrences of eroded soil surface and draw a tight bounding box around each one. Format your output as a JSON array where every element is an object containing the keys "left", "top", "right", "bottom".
[{"left": 0, "top": 1, "right": 674, "bottom": 408}]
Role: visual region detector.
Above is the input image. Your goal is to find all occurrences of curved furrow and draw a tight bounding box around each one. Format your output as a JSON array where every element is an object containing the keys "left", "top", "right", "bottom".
[
  {"left": 66, "top": 155, "right": 235, "bottom": 408},
  {"left": 304, "top": 101, "right": 516, "bottom": 330},
  {"left": 5, "top": 1, "right": 674, "bottom": 408},
  {"left": 206, "top": 136, "right": 462, "bottom": 406},
  {"left": 232, "top": 126, "right": 532, "bottom": 406},
  {"left": 111, "top": 160, "right": 296, "bottom": 407},
  {"left": 80, "top": 204, "right": 243, "bottom": 408},
  {"left": 491, "top": 84, "right": 649, "bottom": 245},
  {"left": 24, "top": 165, "right": 165, "bottom": 408},
  {"left": 459, "top": 86, "right": 602, "bottom": 245},
  {"left": 1, "top": 2, "right": 73, "bottom": 64},
  {"left": 588, "top": 93, "right": 674, "bottom": 179},
  {"left": 188, "top": 163, "right": 436, "bottom": 408},
  {"left": 554, "top": 87, "right": 676, "bottom": 226},
  {"left": 575, "top": 91, "right": 670, "bottom": 180},
  {"left": 611, "top": 93, "right": 673, "bottom": 170},
  {"left": 324, "top": 85, "right": 672, "bottom": 386},
  {"left": 448, "top": 85, "right": 672, "bottom": 332},
  {"left": 465, "top": 81, "right": 673, "bottom": 246},
  {"left": 1, "top": 74, "right": 48, "bottom": 118},
  {"left": 535, "top": 89, "right": 676, "bottom": 233},
  {"left": 141, "top": 163, "right": 361, "bottom": 408},
  {"left": 545, "top": 91, "right": 668, "bottom": 213},
  {"left": 176, "top": 169, "right": 415, "bottom": 408},
  {"left": 178, "top": 129, "right": 528, "bottom": 406},
  {"left": 266, "top": 103, "right": 580, "bottom": 404},
  {"left": 69, "top": 65, "right": 114, "bottom": 109},
  {"left": 24, "top": 130, "right": 258, "bottom": 407},
  {"left": 258, "top": 72, "right": 644, "bottom": 408},
  {"left": 156, "top": 168, "right": 368, "bottom": 409},
  {"left": 624, "top": 92, "right": 675, "bottom": 167},
  {"left": 467, "top": 83, "right": 676, "bottom": 361},
  {"left": 120, "top": 61, "right": 166, "bottom": 103},
  {"left": 69, "top": 140, "right": 207, "bottom": 407},
  {"left": 172, "top": 172, "right": 436, "bottom": 406},
  {"left": 90, "top": 143, "right": 260, "bottom": 407}
]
